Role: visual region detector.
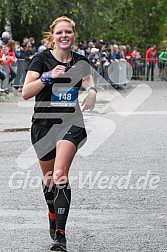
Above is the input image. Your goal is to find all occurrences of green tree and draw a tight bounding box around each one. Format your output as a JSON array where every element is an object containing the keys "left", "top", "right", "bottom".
[{"left": 0, "top": 0, "right": 167, "bottom": 50}]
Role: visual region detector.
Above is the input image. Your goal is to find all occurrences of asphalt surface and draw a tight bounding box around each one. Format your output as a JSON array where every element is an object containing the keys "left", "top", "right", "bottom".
[{"left": 0, "top": 81, "right": 167, "bottom": 252}]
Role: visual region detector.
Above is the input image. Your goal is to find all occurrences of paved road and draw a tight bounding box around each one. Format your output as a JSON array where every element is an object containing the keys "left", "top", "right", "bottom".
[{"left": 0, "top": 81, "right": 167, "bottom": 252}]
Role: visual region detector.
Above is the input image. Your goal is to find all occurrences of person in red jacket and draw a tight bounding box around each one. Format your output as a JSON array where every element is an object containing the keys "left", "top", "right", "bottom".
[
  {"left": 0, "top": 42, "right": 17, "bottom": 84},
  {"left": 145, "top": 44, "right": 157, "bottom": 81}
]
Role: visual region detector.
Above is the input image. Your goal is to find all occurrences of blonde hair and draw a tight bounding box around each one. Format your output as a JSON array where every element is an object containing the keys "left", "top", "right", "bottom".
[{"left": 42, "top": 16, "right": 77, "bottom": 49}]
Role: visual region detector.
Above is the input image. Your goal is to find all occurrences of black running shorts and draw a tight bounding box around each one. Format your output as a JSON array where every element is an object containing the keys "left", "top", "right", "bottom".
[{"left": 31, "top": 123, "right": 87, "bottom": 161}]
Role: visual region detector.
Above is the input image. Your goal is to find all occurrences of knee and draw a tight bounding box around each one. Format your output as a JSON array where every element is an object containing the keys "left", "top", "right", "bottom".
[
  {"left": 53, "top": 169, "right": 68, "bottom": 184},
  {"left": 43, "top": 171, "right": 54, "bottom": 187}
]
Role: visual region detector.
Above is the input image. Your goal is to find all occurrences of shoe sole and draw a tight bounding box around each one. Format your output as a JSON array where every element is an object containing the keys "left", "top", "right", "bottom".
[{"left": 50, "top": 244, "right": 67, "bottom": 251}]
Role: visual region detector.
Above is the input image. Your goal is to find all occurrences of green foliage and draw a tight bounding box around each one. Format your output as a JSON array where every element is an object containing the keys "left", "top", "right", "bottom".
[{"left": 0, "top": 0, "right": 167, "bottom": 50}]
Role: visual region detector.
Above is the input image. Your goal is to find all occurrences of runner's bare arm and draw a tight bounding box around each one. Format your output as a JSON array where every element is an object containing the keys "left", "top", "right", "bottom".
[
  {"left": 81, "top": 74, "right": 97, "bottom": 111},
  {"left": 22, "top": 65, "right": 66, "bottom": 100},
  {"left": 22, "top": 70, "right": 45, "bottom": 100},
  {"left": 82, "top": 74, "right": 95, "bottom": 90}
]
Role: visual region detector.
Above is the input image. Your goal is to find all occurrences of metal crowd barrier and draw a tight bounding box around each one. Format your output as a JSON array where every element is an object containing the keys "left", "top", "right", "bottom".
[
  {"left": 0, "top": 59, "right": 26, "bottom": 92},
  {"left": 0, "top": 58, "right": 167, "bottom": 100},
  {"left": 100, "top": 58, "right": 167, "bottom": 85},
  {"left": 1, "top": 64, "right": 9, "bottom": 91},
  {"left": 12, "top": 59, "right": 26, "bottom": 88}
]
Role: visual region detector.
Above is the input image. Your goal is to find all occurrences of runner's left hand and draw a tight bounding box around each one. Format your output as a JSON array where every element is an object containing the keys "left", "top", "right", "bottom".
[{"left": 81, "top": 90, "right": 96, "bottom": 111}]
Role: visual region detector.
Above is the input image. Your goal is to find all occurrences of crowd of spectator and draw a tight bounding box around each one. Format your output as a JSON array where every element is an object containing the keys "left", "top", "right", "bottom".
[
  {"left": 0, "top": 32, "right": 167, "bottom": 92},
  {"left": 74, "top": 40, "right": 167, "bottom": 82},
  {"left": 0, "top": 32, "right": 36, "bottom": 91}
]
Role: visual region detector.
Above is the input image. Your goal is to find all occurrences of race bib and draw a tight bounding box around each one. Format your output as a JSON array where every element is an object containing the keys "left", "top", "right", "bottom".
[{"left": 50, "top": 87, "right": 79, "bottom": 107}]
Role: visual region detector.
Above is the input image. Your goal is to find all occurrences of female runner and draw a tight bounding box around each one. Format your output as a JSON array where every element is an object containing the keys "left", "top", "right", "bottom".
[{"left": 22, "top": 16, "right": 97, "bottom": 251}]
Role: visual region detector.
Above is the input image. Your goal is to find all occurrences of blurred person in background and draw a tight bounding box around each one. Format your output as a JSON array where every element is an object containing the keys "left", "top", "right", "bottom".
[
  {"left": 29, "top": 37, "right": 37, "bottom": 54},
  {"left": 72, "top": 42, "right": 85, "bottom": 56},
  {"left": 0, "top": 44, "right": 6, "bottom": 90},
  {"left": 145, "top": 44, "right": 158, "bottom": 81},
  {"left": 131, "top": 47, "right": 141, "bottom": 80},
  {"left": 158, "top": 47, "right": 167, "bottom": 81},
  {"left": 7, "top": 39, "right": 17, "bottom": 84},
  {"left": 20, "top": 42, "right": 34, "bottom": 67},
  {"left": 14, "top": 41, "right": 21, "bottom": 58},
  {"left": 88, "top": 47, "right": 101, "bottom": 82},
  {"left": 0, "top": 43, "right": 17, "bottom": 86},
  {"left": 84, "top": 45, "right": 91, "bottom": 58},
  {"left": 1, "top": 31, "right": 10, "bottom": 45},
  {"left": 124, "top": 45, "right": 131, "bottom": 61}
]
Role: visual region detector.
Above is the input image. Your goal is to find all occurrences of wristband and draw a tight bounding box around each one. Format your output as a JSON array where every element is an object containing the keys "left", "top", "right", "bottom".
[
  {"left": 40, "top": 71, "right": 54, "bottom": 85},
  {"left": 88, "top": 87, "right": 97, "bottom": 93}
]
